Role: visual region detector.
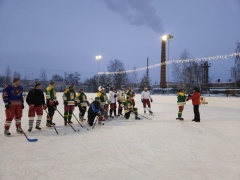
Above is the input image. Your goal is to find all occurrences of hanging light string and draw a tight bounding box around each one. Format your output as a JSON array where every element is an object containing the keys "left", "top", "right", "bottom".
[{"left": 98, "top": 52, "right": 240, "bottom": 75}]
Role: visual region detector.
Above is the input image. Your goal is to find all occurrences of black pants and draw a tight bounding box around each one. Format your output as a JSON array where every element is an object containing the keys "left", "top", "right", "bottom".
[
  {"left": 193, "top": 105, "right": 200, "bottom": 121},
  {"left": 79, "top": 106, "right": 87, "bottom": 117},
  {"left": 47, "top": 106, "right": 55, "bottom": 119},
  {"left": 88, "top": 115, "right": 96, "bottom": 126},
  {"left": 124, "top": 111, "right": 131, "bottom": 119}
]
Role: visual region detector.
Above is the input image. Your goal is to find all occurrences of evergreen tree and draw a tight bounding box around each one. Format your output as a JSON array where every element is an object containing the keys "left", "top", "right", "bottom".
[{"left": 139, "top": 73, "right": 152, "bottom": 90}]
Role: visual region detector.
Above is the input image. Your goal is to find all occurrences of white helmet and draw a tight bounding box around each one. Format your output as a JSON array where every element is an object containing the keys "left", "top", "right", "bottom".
[{"left": 98, "top": 86, "right": 104, "bottom": 91}]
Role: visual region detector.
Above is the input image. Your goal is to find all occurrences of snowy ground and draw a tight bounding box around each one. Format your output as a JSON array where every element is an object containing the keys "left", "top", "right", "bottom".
[{"left": 0, "top": 93, "right": 240, "bottom": 180}]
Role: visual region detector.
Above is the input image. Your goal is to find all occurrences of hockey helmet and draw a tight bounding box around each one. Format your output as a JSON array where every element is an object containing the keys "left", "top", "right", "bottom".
[{"left": 98, "top": 86, "right": 104, "bottom": 91}]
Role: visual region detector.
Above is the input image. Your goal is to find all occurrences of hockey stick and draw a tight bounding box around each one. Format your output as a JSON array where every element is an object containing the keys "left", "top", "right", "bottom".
[
  {"left": 53, "top": 107, "right": 76, "bottom": 132},
  {"left": 146, "top": 107, "right": 153, "bottom": 115},
  {"left": 8, "top": 110, "right": 38, "bottom": 142},
  {"left": 138, "top": 114, "right": 151, "bottom": 120},
  {"left": 43, "top": 109, "right": 59, "bottom": 134},
  {"left": 92, "top": 116, "right": 99, "bottom": 129},
  {"left": 72, "top": 113, "right": 84, "bottom": 128}
]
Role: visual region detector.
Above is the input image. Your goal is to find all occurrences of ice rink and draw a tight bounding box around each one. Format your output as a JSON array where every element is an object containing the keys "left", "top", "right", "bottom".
[{"left": 0, "top": 93, "right": 240, "bottom": 180}]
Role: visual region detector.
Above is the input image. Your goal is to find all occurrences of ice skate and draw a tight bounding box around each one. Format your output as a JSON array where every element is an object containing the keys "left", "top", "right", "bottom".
[
  {"left": 46, "top": 121, "right": 52, "bottom": 127},
  {"left": 149, "top": 111, "right": 153, "bottom": 115},
  {"left": 16, "top": 127, "right": 23, "bottom": 134},
  {"left": 4, "top": 129, "right": 11, "bottom": 136},
  {"left": 68, "top": 120, "right": 73, "bottom": 124},
  {"left": 28, "top": 127, "right": 33, "bottom": 132},
  {"left": 135, "top": 116, "right": 141, "bottom": 120},
  {"left": 35, "top": 126, "right": 41, "bottom": 130}
]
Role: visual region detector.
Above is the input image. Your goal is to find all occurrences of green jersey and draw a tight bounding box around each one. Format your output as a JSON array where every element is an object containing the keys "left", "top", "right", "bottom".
[
  {"left": 75, "top": 92, "right": 88, "bottom": 107},
  {"left": 62, "top": 88, "right": 76, "bottom": 105},
  {"left": 45, "top": 85, "right": 57, "bottom": 100}
]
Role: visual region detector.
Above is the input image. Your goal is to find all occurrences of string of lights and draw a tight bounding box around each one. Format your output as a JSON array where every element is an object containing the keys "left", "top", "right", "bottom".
[{"left": 98, "top": 52, "right": 240, "bottom": 75}]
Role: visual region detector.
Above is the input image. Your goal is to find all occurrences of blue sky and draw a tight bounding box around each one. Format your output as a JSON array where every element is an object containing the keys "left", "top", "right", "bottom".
[{"left": 0, "top": 0, "right": 239, "bottom": 83}]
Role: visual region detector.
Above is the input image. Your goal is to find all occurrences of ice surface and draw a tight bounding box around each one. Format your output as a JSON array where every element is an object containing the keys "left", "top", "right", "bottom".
[{"left": 0, "top": 93, "right": 239, "bottom": 180}]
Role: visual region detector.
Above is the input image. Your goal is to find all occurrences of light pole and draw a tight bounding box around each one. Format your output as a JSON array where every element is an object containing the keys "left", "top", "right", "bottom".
[
  {"left": 96, "top": 55, "right": 102, "bottom": 87},
  {"left": 162, "top": 34, "right": 173, "bottom": 94}
]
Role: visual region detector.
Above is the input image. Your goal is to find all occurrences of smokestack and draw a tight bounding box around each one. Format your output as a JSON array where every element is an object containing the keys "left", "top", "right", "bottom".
[{"left": 160, "top": 40, "right": 166, "bottom": 88}]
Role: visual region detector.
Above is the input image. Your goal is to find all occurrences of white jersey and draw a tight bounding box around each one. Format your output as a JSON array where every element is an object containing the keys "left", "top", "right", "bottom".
[
  {"left": 141, "top": 90, "right": 151, "bottom": 99},
  {"left": 109, "top": 90, "right": 116, "bottom": 103},
  {"left": 117, "top": 89, "right": 126, "bottom": 102}
]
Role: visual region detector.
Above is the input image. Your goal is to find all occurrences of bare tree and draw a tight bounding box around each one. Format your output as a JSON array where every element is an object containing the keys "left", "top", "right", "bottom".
[
  {"left": 64, "top": 72, "right": 81, "bottom": 86},
  {"left": 107, "top": 59, "right": 128, "bottom": 89},
  {"left": 128, "top": 66, "right": 138, "bottom": 88},
  {"left": 13, "top": 71, "right": 21, "bottom": 79},
  {"left": 172, "top": 49, "right": 204, "bottom": 93},
  {"left": 39, "top": 68, "right": 47, "bottom": 81},
  {"left": 5, "top": 65, "right": 12, "bottom": 84}
]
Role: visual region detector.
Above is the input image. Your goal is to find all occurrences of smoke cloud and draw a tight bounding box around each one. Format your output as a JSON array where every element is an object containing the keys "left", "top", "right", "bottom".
[{"left": 100, "top": 0, "right": 164, "bottom": 34}]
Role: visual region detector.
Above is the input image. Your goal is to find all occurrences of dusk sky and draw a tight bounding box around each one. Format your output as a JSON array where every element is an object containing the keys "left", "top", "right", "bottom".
[{"left": 0, "top": 0, "right": 240, "bottom": 83}]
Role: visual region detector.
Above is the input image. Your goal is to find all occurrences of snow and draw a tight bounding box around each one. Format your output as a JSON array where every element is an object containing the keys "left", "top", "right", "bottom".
[{"left": 0, "top": 93, "right": 240, "bottom": 180}]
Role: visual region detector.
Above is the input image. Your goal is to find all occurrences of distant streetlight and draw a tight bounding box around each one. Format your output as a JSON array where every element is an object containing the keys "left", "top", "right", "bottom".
[
  {"left": 96, "top": 55, "right": 102, "bottom": 87},
  {"left": 161, "top": 34, "right": 173, "bottom": 95}
]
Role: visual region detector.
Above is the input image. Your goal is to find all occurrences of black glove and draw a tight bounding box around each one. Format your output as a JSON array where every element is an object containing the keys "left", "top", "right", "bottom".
[
  {"left": 55, "top": 101, "right": 59, "bottom": 106},
  {"left": 22, "top": 103, "right": 24, "bottom": 109},
  {"left": 188, "top": 94, "right": 192, "bottom": 97},
  {"left": 117, "top": 100, "right": 120, "bottom": 104},
  {"left": 150, "top": 98, "right": 153, "bottom": 102},
  {"left": 141, "top": 99, "right": 143, "bottom": 103},
  {"left": 114, "top": 94, "right": 117, "bottom": 98},
  {"left": 5, "top": 104, "right": 9, "bottom": 109},
  {"left": 86, "top": 101, "right": 90, "bottom": 106},
  {"left": 64, "top": 101, "right": 68, "bottom": 105},
  {"left": 74, "top": 101, "right": 78, "bottom": 107}
]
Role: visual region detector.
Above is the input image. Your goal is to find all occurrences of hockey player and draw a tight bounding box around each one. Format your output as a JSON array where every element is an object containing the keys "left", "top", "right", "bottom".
[
  {"left": 97, "top": 86, "right": 109, "bottom": 123},
  {"left": 176, "top": 89, "right": 187, "bottom": 120},
  {"left": 87, "top": 97, "right": 102, "bottom": 126},
  {"left": 187, "top": 86, "right": 201, "bottom": 122},
  {"left": 116, "top": 85, "right": 126, "bottom": 116},
  {"left": 62, "top": 84, "right": 76, "bottom": 125},
  {"left": 26, "top": 82, "right": 47, "bottom": 132},
  {"left": 141, "top": 86, "right": 153, "bottom": 114},
  {"left": 126, "top": 87, "right": 135, "bottom": 107},
  {"left": 108, "top": 86, "right": 117, "bottom": 118},
  {"left": 123, "top": 96, "right": 140, "bottom": 120},
  {"left": 2, "top": 77, "right": 24, "bottom": 136},
  {"left": 45, "top": 81, "right": 59, "bottom": 127},
  {"left": 75, "top": 88, "right": 89, "bottom": 122}
]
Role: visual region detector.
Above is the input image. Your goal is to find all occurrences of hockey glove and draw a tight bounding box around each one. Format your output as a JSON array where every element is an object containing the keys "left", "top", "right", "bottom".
[
  {"left": 54, "top": 100, "right": 59, "bottom": 106},
  {"left": 64, "top": 101, "right": 68, "bottom": 106},
  {"left": 114, "top": 94, "right": 117, "bottom": 98},
  {"left": 74, "top": 101, "right": 78, "bottom": 107},
  {"left": 150, "top": 98, "right": 153, "bottom": 102},
  {"left": 49, "top": 100, "right": 55, "bottom": 106},
  {"left": 43, "top": 104, "right": 47, "bottom": 110},
  {"left": 141, "top": 99, "right": 143, "bottom": 103},
  {"left": 22, "top": 103, "right": 24, "bottom": 109},
  {"left": 86, "top": 101, "right": 90, "bottom": 106},
  {"left": 5, "top": 104, "right": 9, "bottom": 109}
]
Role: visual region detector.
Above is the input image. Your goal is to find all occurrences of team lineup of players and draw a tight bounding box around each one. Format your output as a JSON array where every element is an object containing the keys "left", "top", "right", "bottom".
[{"left": 2, "top": 77, "right": 200, "bottom": 137}]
